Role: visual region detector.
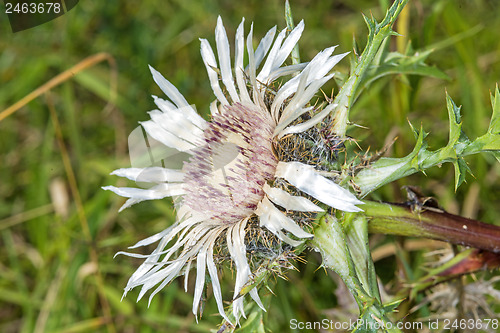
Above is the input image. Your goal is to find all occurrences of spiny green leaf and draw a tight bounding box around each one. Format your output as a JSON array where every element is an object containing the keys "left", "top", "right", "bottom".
[
  {"left": 452, "top": 158, "right": 470, "bottom": 190},
  {"left": 355, "top": 88, "right": 500, "bottom": 196},
  {"left": 362, "top": 12, "right": 376, "bottom": 39},
  {"left": 354, "top": 123, "right": 428, "bottom": 196},
  {"left": 411, "top": 124, "right": 429, "bottom": 171},
  {"left": 331, "top": 0, "right": 409, "bottom": 137},
  {"left": 446, "top": 92, "right": 463, "bottom": 145},
  {"left": 363, "top": 62, "right": 448, "bottom": 88},
  {"left": 476, "top": 135, "right": 500, "bottom": 150},
  {"left": 408, "top": 121, "right": 429, "bottom": 144},
  {"left": 284, "top": 0, "right": 300, "bottom": 65},
  {"left": 445, "top": 93, "right": 473, "bottom": 189},
  {"left": 382, "top": 0, "right": 409, "bottom": 27},
  {"left": 361, "top": 50, "right": 449, "bottom": 90},
  {"left": 354, "top": 118, "right": 475, "bottom": 196}
]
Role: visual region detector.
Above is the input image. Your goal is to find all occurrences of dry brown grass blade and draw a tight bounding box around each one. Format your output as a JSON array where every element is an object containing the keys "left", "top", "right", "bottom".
[
  {"left": 0, "top": 204, "right": 53, "bottom": 231},
  {"left": 0, "top": 52, "right": 116, "bottom": 122}
]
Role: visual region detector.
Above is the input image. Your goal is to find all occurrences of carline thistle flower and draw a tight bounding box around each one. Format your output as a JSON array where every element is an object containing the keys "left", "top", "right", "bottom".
[{"left": 104, "top": 16, "right": 363, "bottom": 323}]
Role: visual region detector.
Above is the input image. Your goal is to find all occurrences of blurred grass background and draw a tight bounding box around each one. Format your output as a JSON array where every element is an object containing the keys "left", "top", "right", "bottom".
[{"left": 1, "top": 0, "right": 499, "bottom": 332}]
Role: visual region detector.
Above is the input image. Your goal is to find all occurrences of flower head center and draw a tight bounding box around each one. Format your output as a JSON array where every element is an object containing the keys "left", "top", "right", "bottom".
[{"left": 182, "top": 103, "right": 277, "bottom": 223}]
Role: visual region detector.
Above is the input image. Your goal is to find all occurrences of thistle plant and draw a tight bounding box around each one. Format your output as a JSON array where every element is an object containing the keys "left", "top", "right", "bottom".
[
  {"left": 105, "top": 14, "right": 362, "bottom": 324},
  {"left": 103, "top": 0, "right": 500, "bottom": 331}
]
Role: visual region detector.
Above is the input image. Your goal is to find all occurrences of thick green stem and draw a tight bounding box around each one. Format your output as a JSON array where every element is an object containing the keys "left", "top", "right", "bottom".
[{"left": 363, "top": 200, "right": 500, "bottom": 253}]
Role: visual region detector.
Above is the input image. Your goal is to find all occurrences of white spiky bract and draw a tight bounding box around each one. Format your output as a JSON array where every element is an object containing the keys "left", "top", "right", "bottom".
[{"left": 103, "top": 16, "right": 363, "bottom": 324}]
